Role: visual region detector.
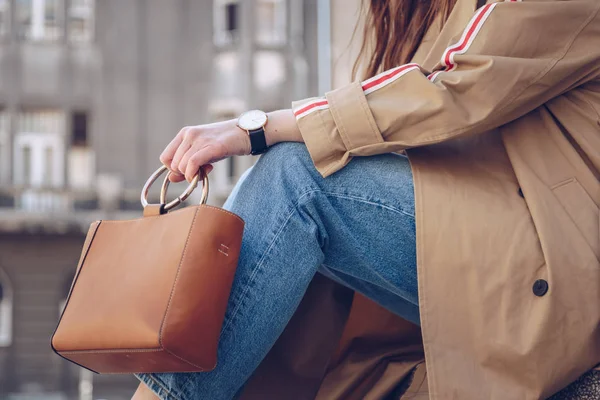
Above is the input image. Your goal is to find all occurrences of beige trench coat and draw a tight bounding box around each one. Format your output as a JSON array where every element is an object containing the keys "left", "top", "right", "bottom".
[{"left": 242, "top": 0, "right": 600, "bottom": 398}]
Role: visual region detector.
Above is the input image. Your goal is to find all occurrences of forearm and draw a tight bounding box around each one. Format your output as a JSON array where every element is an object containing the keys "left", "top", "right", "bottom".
[
  {"left": 265, "top": 109, "right": 303, "bottom": 146},
  {"left": 159, "top": 109, "right": 304, "bottom": 183}
]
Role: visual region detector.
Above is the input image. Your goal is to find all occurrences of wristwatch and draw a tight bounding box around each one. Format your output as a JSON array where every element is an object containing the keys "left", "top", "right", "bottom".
[{"left": 237, "top": 110, "right": 269, "bottom": 155}]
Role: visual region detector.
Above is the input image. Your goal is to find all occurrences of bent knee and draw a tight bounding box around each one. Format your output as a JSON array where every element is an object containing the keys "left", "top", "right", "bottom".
[
  {"left": 262, "top": 142, "right": 312, "bottom": 164},
  {"left": 258, "top": 143, "right": 317, "bottom": 178},
  {"left": 242, "top": 142, "right": 322, "bottom": 197}
]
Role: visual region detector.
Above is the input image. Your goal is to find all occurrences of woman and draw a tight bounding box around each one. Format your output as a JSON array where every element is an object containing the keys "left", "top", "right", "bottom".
[{"left": 133, "top": 0, "right": 600, "bottom": 398}]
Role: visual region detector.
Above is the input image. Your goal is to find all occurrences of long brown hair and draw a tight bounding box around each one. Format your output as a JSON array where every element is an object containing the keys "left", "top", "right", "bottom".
[{"left": 353, "top": 0, "right": 457, "bottom": 81}]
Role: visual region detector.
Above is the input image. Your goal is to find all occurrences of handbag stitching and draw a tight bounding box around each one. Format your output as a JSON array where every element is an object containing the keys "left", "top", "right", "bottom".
[
  {"left": 162, "top": 350, "right": 205, "bottom": 371},
  {"left": 68, "top": 221, "right": 101, "bottom": 298},
  {"left": 98, "top": 207, "right": 196, "bottom": 223},
  {"left": 51, "top": 221, "right": 102, "bottom": 373},
  {"left": 61, "top": 348, "right": 163, "bottom": 354},
  {"left": 99, "top": 204, "right": 244, "bottom": 224},
  {"left": 200, "top": 204, "right": 245, "bottom": 223},
  {"left": 157, "top": 207, "right": 205, "bottom": 370}
]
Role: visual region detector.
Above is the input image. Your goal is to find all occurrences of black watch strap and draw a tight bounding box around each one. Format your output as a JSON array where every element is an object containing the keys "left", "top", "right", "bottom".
[{"left": 248, "top": 127, "right": 268, "bottom": 155}]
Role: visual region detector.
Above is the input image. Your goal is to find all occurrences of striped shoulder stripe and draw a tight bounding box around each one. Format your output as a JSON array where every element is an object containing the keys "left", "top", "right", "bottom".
[
  {"left": 362, "top": 63, "right": 420, "bottom": 95},
  {"left": 429, "top": 0, "right": 521, "bottom": 82},
  {"left": 442, "top": 3, "right": 496, "bottom": 72},
  {"left": 294, "top": 99, "right": 329, "bottom": 120}
]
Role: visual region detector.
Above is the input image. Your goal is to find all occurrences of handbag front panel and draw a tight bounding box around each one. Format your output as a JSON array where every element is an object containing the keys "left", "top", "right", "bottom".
[{"left": 52, "top": 206, "right": 199, "bottom": 352}]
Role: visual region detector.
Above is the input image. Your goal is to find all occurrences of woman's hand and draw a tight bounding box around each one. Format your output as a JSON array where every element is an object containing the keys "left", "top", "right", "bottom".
[
  {"left": 160, "top": 119, "right": 251, "bottom": 183},
  {"left": 160, "top": 109, "right": 302, "bottom": 183}
]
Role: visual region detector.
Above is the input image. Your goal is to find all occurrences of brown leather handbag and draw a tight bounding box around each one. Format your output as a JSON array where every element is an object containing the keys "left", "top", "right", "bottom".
[{"left": 51, "top": 166, "right": 244, "bottom": 374}]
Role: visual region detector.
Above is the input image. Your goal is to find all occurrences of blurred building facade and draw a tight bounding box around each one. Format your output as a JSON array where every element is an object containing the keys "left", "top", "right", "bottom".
[{"left": 0, "top": 0, "right": 320, "bottom": 398}]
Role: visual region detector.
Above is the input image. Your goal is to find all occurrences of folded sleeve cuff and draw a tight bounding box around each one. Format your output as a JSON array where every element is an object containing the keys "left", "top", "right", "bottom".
[
  {"left": 291, "top": 82, "right": 383, "bottom": 177},
  {"left": 325, "top": 80, "right": 384, "bottom": 151},
  {"left": 291, "top": 96, "right": 349, "bottom": 177}
]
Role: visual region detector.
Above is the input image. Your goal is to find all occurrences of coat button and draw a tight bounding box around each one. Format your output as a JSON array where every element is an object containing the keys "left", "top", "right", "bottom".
[
  {"left": 518, "top": 187, "right": 524, "bottom": 198},
  {"left": 532, "top": 279, "right": 548, "bottom": 296}
]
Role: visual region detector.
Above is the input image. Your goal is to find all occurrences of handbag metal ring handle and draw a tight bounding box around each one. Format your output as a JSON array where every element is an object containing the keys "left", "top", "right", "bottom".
[{"left": 140, "top": 165, "right": 209, "bottom": 211}]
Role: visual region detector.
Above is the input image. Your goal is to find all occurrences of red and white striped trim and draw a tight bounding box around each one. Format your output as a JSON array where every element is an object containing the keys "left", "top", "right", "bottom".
[
  {"left": 295, "top": 0, "right": 523, "bottom": 119},
  {"left": 427, "top": 71, "right": 443, "bottom": 82},
  {"left": 294, "top": 63, "right": 421, "bottom": 120},
  {"left": 441, "top": 3, "right": 497, "bottom": 72},
  {"left": 428, "top": 0, "right": 521, "bottom": 82},
  {"left": 293, "top": 99, "right": 329, "bottom": 120},
  {"left": 362, "top": 63, "right": 421, "bottom": 95}
]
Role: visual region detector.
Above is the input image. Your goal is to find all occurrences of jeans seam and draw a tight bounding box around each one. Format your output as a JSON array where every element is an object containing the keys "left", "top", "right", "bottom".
[
  {"left": 321, "top": 190, "right": 415, "bottom": 218},
  {"left": 221, "top": 188, "right": 322, "bottom": 334},
  {"left": 321, "top": 262, "right": 407, "bottom": 299},
  {"left": 139, "top": 373, "right": 184, "bottom": 400},
  {"left": 318, "top": 189, "right": 417, "bottom": 306},
  {"left": 321, "top": 257, "right": 417, "bottom": 307},
  {"left": 221, "top": 187, "right": 414, "bottom": 335}
]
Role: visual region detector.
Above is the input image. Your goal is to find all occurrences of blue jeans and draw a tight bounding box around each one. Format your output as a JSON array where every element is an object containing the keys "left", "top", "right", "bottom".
[{"left": 136, "top": 142, "right": 419, "bottom": 400}]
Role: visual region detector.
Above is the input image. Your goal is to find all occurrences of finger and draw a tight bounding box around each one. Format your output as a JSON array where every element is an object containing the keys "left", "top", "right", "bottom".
[
  {"left": 169, "top": 164, "right": 212, "bottom": 183},
  {"left": 185, "top": 149, "right": 221, "bottom": 182},
  {"left": 160, "top": 131, "right": 185, "bottom": 167},
  {"left": 177, "top": 145, "right": 199, "bottom": 177},
  {"left": 199, "top": 164, "right": 214, "bottom": 179},
  {"left": 168, "top": 172, "right": 186, "bottom": 183},
  {"left": 170, "top": 141, "right": 192, "bottom": 174}
]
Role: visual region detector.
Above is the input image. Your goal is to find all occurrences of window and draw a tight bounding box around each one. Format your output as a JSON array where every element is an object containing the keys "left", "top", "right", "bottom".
[
  {"left": 14, "top": 109, "right": 64, "bottom": 188},
  {"left": 19, "top": 108, "right": 63, "bottom": 135},
  {"left": 254, "top": 51, "right": 286, "bottom": 90},
  {"left": 68, "top": 0, "right": 93, "bottom": 43},
  {"left": 0, "top": 268, "right": 13, "bottom": 347},
  {"left": 214, "top": 0, "right": 239, "bottom": 46},
  {"left": 68, "top": 111, "right": 94, "bottom": 189},
  {"left": 0, "top": 110, "right": 6, "bottom": 136},
  {"left": 0, "top": 0, "right": 9, "bottom": 37},
  {"left": 21, "top": 145, "right": 31, "bottom": 186},
  {"left": 43, "top": 146, "right": 54, "bottom": 183},
  {"left": 71, "top": 111, "right": 88, "bottom": 147},
  {"left": 17, "top": 0, "right": 62, "bottom": 42},
  {"left": 256, "top": 0, "right": 286, "bottom": 46},
  {"left": 226, "top": 3, "right": 238, "bottom": 32}
]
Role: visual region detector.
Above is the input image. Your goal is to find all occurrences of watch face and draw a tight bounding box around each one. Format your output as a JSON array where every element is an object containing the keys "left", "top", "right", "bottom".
[{"left": 238, "top": 110, "right": 267, "bottom": 131}]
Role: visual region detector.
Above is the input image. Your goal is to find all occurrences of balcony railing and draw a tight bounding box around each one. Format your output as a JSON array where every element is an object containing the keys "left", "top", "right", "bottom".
[
  {"left": 0, "top": 187, "right": 92, "bottom": 212},
  {"left": 0, "top": 186, "right": 144, "bottom": 234}
]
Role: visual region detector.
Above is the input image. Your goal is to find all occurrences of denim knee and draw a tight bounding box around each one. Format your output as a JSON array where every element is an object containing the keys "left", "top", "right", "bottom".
[
  {"left": 249, "top": 142, "right": 322, "bottom": 199},
  {"left": 259, "top": 142, "right": 315, "bottom": 174}
]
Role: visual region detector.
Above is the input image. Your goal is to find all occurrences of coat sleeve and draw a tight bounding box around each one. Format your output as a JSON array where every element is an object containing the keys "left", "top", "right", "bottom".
[{"left": 292, "top": 0, "right": 600, "bottom": 177}]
